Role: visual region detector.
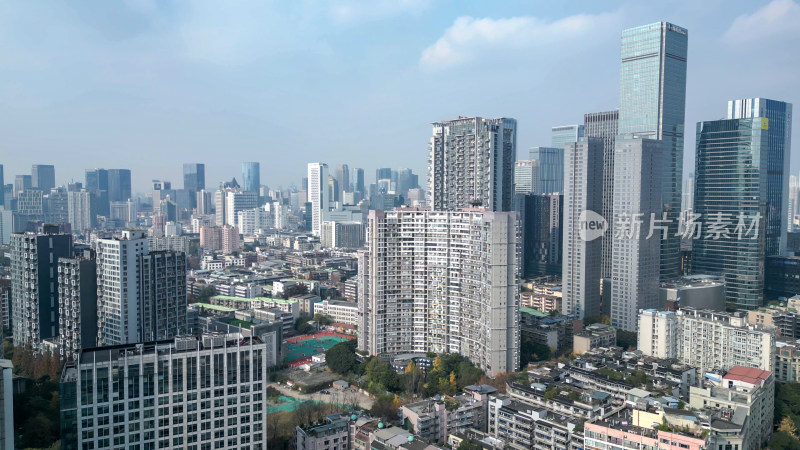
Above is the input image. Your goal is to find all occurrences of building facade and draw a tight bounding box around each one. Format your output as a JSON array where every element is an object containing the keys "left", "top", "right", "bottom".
[
  {"left": 140, "top": 251, "right": 187, "bottom": 342},
  {"left": 562, "top": 138, "right": 604, "bottom": 318},
  {"left": 728, "top": 98, "right": 793, "bottom": 256},
  {"left": 610, "top": 137, "right": 664, "bottom": 331},
  {"left": 513, "top": 160, "right": 539, "bottom": 195},
  {"left": 308, "top": 163, "right": 330, "bottom": 236},
  {"left": 242, "top": 162, "right": 260, "bottom": 194},
  {"left": 693, "top": 118, "right": 768, "bottom": 310},
  {"left": 514, "top": 193, "right": 562, "bottom": 278},
  {"left": 57, "top": 250, "right": 98, "bottom": 361},
  {"left": 618, "top": 21, "right": 688, "bottom": 281},
  {"left": 637, "top": 309, "right": 678, "bottom": 359},
  {"left": 584, "top": 110, "right": 619, "bottom": 278},
  {"left": 358, "top": 208, "right": 520, "bottom": 376},
  {"left": 10, "top": 224, "right": 73, "bottom": 348},
  {"left": 529, "top": 147, "right": 564, "bottom": 195},
  {"left": 428, "top": 117, "right": 517, "bottom": 212},
  {"left": 551, "top": 124, "right": 584, "bottom": 150},
  {"left": 60, "top": 334, "right": 269, "bottom": 450}
]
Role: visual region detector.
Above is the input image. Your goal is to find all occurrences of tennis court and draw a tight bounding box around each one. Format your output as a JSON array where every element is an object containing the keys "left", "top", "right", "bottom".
[{"left": 284, "top": 334, "right": 354, "bottom": 362}]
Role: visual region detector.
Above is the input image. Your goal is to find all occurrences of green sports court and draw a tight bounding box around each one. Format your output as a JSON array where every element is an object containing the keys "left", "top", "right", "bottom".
[{"left": 284, "top": 334, "right": 354, "bottom": 362}]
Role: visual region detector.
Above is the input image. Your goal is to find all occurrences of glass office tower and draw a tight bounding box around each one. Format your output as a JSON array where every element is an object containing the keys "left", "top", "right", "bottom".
[
  {"left": 529, "top": 147, "right": 564, "bottom": 194},
  {"left": 728, "top": 98, "right": 793, "bottom": 256},
  {"left": 551, "top": 125, "right": 584, "bottom": 149},
  {"left": 183, "top": 163, "right": 205, "bottom": 192},
  {"left": 693, "top": 118, "right": 768, "bottom": 310},
  {"left": 242, "top": 162, "right": 260, "bottom": 194},
  {"left": 107, "top": 169, "right": 131, "bottom": 202},
  {"left": 618, "top": 22, "right": 688, "bottom": 281}
]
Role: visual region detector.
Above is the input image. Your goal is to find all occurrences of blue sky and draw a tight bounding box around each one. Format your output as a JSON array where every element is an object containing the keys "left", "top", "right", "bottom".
[{"left": 1, "top": 0, "right": 798, "bottom": 193}]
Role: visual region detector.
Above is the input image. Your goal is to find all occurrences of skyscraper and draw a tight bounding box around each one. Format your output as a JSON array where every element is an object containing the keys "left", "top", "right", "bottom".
[
  {"left": 693, "top": 118, "right": 768, "bottom": 310},
  {"left": 351, "top": 167, "right": 365, "bottom": 195},
  {"left": 67, "top": 189, "right": 96, "bottom": 232},
  {"left": 618, "top": 21, "right": 688, "bottom": 281},
  {"left": 0, "top": 164, "right": 4, "bottom": 208},
  {"left": 610, "top": 138, "right": 664, "bottom": 331},
  {"left": 57, "top": 250, "right": 97, "bottom": 361},
  {"left": 529, "top": 147, "right": 564, "bottom": 194},
  {"left": 14, "top": 175, "right": 31, "bottom": 197},
  {"left": 359, "top": 208, "right": 520, "bottom": 376},
  {"left": 10, "top": 224, "right": 73, "bottom": 348},
  {"left": 96, "top": 230, "right": 149, "bottom": 345},
  {"left": 515, "top": 193, "right": 562, "bottom": 277},
  {"left": 107, "top": 169, "right": 132, "bottom": 202},
  {"left": 428, "top": 117, "right": 517, "bottom": 211},
  {"left": 183, "top": 163, "right": 205, "bottom": 192},
  {"left": 375, "top": 168, "right": 392, "bottom": 184},
  {"left": 513, "top": 160, "right": 539, "bottom": 195},
  {"left": 242, "top": 162, "right": 261, "bottom": 194},
  {"left": 307, "top": 163, "right": 329, "bottom": 236},
  {"left": 84, "top": 168, "right": 108, "bottom": 192},
  {"left": 584, "top": 110, "right": 619, "bottom": 278},
  {"left": 335, "top": 164, "right": 350, "bottom": 201},
  {"left": 562, "top": 138, "right": 604, "bottom": 318},
  {"left": 31, "top": 164, "right": 55, "bottom": 191},
  {"left": 551, "top": 125, "right": 584, "bottom": 149},
  {"left": 139, "top": 251, "right": 187, "bottom": 341},
  {"left": 727, "top": 98, "right": 793, "bottom": 256}
]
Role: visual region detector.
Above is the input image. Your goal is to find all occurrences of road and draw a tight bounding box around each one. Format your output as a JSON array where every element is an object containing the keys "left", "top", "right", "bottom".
[{"left": 268, "top": 381, "right": 375, "bottom": 410}]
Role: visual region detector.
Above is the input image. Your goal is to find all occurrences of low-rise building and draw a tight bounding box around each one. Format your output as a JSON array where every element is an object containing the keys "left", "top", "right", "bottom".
[
  {"left": 487, "top": 395, "right": 583, "bottom": 450},
  {"left": 296, "top": 418, "right": 350, "bottom": 450},
  {"left": 292, "top": 293, "right": 322, "bottom": 317},
  {"left": 688, "top": 366, "right": 774, "bottom": 450},
  {"left": 573, "top": 324, "right": 616, "bottom": 354},
  {"left": 584, "top": 422, "right": 707, "bottom": 450},
  {"left": 316, "top": 299, "right": 358, "bottom": 326}
]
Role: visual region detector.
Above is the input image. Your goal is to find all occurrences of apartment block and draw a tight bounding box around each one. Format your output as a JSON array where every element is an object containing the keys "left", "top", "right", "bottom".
[
  {"left": 358, "top": 208, "right": 520, "bottom": 376},
  {"left": 60, "top": 334, "right": 269, "bottom": 450},
  {"left": 57, "top": 250, "right": 98, "bottom": 361}
]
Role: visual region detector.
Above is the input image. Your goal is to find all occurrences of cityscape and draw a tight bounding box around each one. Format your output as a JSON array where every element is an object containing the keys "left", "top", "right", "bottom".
[{"left": 1, "top": 2, "right": 800, "bottom": 450}]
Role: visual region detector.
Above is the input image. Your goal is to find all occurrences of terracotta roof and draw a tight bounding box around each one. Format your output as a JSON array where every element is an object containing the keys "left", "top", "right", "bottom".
[{"left": 723, "top": 366, "right": 771, "bottom": 385}]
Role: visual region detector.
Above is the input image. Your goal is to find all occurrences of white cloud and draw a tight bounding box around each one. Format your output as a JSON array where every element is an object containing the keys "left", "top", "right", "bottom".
[
  {"left": 420, "top": 11, "right": 622, "bottom": 69},
  {"left": 330, "top": 0, "right": 430, "bottom": 24},
  {"left": 723, "top": 0, "right": 800, "bottom": 44}
]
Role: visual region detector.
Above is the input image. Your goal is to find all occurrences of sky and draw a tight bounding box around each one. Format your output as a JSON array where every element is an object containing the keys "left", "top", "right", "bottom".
[{"left": 1, "top": 0, "right": 799, "bottom": 194}]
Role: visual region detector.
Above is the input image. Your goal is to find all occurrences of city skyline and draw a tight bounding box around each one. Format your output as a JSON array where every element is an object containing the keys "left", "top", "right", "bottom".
[{"left": 2, "top": 1, "right": 799, "bottom": 192}]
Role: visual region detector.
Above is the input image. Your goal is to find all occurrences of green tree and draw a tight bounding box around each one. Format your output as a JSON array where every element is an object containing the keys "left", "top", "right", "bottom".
[
  {"left": 194, "top": 286, "right": 217, "bottom": 304},
  {"left": 616, "top": 330, "right": 637, "bottom": 350},
  {"left": 769, "top": 431, "right": 800, "bottom": 450},
  {"left": 371, "top": 394, "right": 398, "bottom": 419},
  {"left": 313, "top": 313, "right": 333, "bottom": 326},
  {"left": 520, "top": 338, "right": 552, "bottom": 366},
  {"left": 325, "top": 340, "right": 357, "bottom": 375}
]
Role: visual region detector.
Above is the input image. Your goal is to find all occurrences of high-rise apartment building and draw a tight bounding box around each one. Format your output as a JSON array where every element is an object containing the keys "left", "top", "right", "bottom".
[
  {"left": 335, "top": 164, "right": 350, "bottom": 201},
  {"left": 562, "top": 138, "right": 604, "bottom": 318},
  {"left": 242, "top": 162, "right": 260, "bottom": 194},
  {"left": 67, "top": 189, "right": 96, "bottom": 232},
  {"left": 358, "top": 208, "right": 520, "bottom": 376},
  {"left": 637, "top": 309, "right": 678, "bottom": 359},
  {"left": 514, "top": 193, "right": 562, "bottom": 277},
  {"left": 619, "top": 21, "right": 688, "bottom": 281},
  {"left": 693, "top": 118, "right": 768, "bottom": 310},
  {"left": 107, "top": 169, "right": 132, "bottom": 202},
  {"left": 140, "top": 251, "right": 187, "bottom": 341},
  {"left": 31, "top": 164, "right": 55, "bottom": 191},
  {"left": 60, "top": 334, "right": 270, "bottom": 450},
  {"left": 224, "top": 191, "right": 258, "bottom": 227},
  {"left": 676, "top": 308, "right": 775, "bottom": 374},
  {"left": 183, "top": 163, "right": 206, "bottom": 192},
  {"left": 610, "top": 138, "right": 664, "bottom": 331},
  {"left": 96, "top": 230, "right": 148, "bottom": 345},
  {"left": 550, "top": 124, "right": 584, "bottom": 149},
  {"left": 57, "top": 250, "right": 98, "bottom": 361},
  {"left": 584, "top": 110, "right": 619, "bottom": 278},
  {"left": 0, "top": 164, "right": 4, "bottom": 208},
  {"left": 10, "top": 224, "right": 73, "bottom": 348},
  {"left": 428, "top": 117, "right": 517, "bottom": 212},
  {"left": 320, "top": 221, "right": 363, "bottom": 249},
  {"left": 222, "top": 225, "right": 240, "bottom": 254},
  {"left": 528, "top": 147, "right": 564, "bottom": 194},
  {"left": 97, "top": 231, "right": 188, "bottom": 345},
  {"left": 307, "top": 163, "right": 329, "bottom": 236},
  {"left": 728, "top": 98, "right": 793, "bottom": 256},
  {"left": 513, "top": 160, "right": 539, "bottom": 195}
]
